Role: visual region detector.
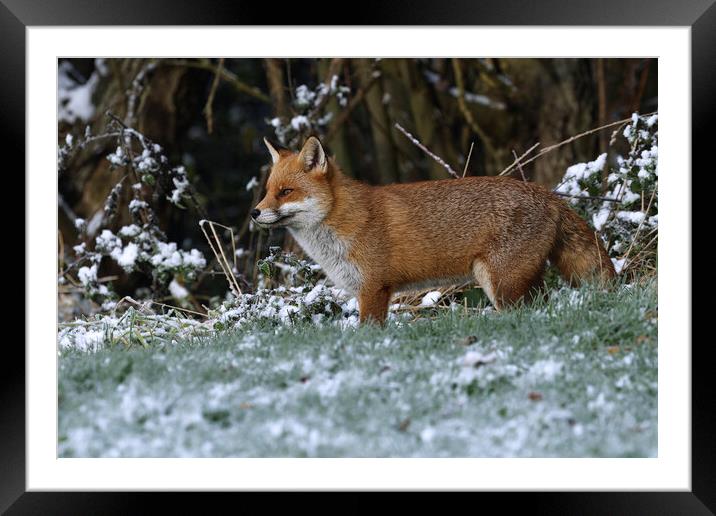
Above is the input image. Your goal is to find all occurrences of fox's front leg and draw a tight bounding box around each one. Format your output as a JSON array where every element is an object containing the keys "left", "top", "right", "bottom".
[{"left": 358, "top": 284, "right": 392, "bottom": 325}]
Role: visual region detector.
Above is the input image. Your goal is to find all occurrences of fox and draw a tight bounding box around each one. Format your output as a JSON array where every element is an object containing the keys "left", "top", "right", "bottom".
[{"left": 253, "top": 136, "right": 615, "bottom": 324}]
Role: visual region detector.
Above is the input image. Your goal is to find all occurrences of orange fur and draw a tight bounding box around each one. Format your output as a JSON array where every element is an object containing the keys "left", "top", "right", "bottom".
[{"left": 255, "top": 137, "right": 615, "bottom": 324}]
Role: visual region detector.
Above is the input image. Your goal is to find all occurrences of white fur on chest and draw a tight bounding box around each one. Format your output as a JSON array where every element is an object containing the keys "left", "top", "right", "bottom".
[{"left": 289, "top": 225, "right": 363, "bottom": 294}]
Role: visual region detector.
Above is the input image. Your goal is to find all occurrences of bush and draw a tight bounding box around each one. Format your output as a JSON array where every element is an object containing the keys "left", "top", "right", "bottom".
[{"left": 555, "top": 112, "right": 658, "bottom": 276}]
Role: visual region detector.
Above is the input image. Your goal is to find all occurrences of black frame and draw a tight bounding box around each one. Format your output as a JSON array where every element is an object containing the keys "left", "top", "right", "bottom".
[{"left": 4, "top": 0, "right": 710, "bottom": 512}]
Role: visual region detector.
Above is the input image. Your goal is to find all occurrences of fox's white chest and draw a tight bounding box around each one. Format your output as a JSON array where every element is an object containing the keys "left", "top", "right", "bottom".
[{"left": 289, "top": 225, "right": 363, "bottom": 294}]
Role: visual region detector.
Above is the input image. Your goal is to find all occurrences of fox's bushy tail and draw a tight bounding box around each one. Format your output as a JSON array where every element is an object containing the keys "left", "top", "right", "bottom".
[{"left": 550, "top": 203, "right": 616, "bottom": 285}]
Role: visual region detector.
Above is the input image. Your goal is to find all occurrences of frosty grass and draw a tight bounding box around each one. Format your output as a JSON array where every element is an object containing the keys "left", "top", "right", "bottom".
[{"left": 59, "top": 281, "right": 657, "bottom": 458}]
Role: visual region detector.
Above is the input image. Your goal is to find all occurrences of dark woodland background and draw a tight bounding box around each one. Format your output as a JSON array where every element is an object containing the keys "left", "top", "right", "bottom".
[{"left": 58, "top": 58, "right": 657, "bottom": 303}]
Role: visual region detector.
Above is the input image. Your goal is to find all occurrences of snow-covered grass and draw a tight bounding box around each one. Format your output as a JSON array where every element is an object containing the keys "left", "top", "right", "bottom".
[{"left": 58, "top": 280, "right": 657, "bottom": 458}]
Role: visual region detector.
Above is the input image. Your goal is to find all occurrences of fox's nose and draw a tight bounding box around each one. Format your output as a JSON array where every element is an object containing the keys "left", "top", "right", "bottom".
[{"left": 251, "top": 208, "right": 261, "bottom": 219}]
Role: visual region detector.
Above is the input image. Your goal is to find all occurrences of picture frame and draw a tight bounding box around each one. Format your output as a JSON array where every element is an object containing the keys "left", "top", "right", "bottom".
[{"left": 5, "top": 0, "right": 710, "bottom": 511}]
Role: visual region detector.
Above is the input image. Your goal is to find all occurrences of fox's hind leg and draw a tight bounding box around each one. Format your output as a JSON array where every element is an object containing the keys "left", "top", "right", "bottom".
[
  {"left": 472, "top": 260, "right": 498, "bottom": 308},
  {"left": 473, "top": 255, "right": 547, "bottom": 310}
]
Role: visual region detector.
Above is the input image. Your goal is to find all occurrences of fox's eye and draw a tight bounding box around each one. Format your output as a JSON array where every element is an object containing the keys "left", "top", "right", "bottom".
[{"left": 279, "top": 188, "right": 293, "bottom": 197}]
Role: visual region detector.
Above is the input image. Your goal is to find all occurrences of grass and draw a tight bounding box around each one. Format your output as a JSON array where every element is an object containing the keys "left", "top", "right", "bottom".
[{"left": 58, "top": 280, "right": 657, "bottom": 457}]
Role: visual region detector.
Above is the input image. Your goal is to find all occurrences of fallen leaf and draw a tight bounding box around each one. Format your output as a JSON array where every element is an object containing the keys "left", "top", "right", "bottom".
[
  {"left": 458, "top": 335, "right": 478, "bottom": 346},
  {"left": 398, "top": 417, "right": 411, "bottom": 432}
]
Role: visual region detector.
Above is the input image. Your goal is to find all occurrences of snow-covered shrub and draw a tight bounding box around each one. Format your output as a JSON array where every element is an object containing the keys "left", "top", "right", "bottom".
[
  {"left": 61, "top": 117, "right": 206, "bottom": 309},
  {"left": 211, "top": 246, "right": 350, "bottom": 328},
  {"left": 58, "top": 59, "right": 108, "bottom": 124},
  {"left": 556, "top": 113, "right": 658, "bottom": 275},
  {"left": 58, "top": 258, "right": 360, "bottom": 353},
  {"left": 268, "top": 75, "right": 351, "bottom": 149}
]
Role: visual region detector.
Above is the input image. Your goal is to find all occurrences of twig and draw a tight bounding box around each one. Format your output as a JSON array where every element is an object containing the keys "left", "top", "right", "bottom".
[
  {"left": 594, "top": 231, "right": 604, "bottom": 278},
  {"left": 620, "top": 187, "right": 658, "bottom": 267},
  {"left": 462, "top": 141, "right": 475, "bottom": 178},
  {"left": 324, "top": 72, "right": 381, "bottom": 143},
  {"left": 125, "top": 60, "right": 158, "bottom": 127},
  {"left": 199, "top": 219, "right": 243, "bottom": 297},
  {"left": 309, "top": 58, "right": 345, "bottom": 116},
  {"left": 114, "top": 296, "right": 208, "bottom": 318},
  {"left": 451, "top": 58, "right": 496, "bottom": 156},
  {"left": 624, "top": 231, "right": 658, "bottom": 271},
  {"left": 512, "top": 149, "right": 527, "bottom": 182},
  {"left": 203, "top": 58, "right": 224, "bottom": 135},
  {"left": 499, "top": 142, "right": 540, "bottom": 177},
  {"left": 553, "top": 192, "right": 621, "bottom": 203},
  {"left": 394, "top": 123, "right": 459, "bottom": 179},
  {"left": 498, "top": 112, "right": 657, "bottom": 176},
  {"left": 164, "top": 59, "right": 271, "bottom": 103}
]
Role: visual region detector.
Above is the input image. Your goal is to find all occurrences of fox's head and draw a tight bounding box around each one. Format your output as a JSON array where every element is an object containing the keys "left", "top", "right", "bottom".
[{"left": 252, "top": 136, "right": 333, "bottom": 229}]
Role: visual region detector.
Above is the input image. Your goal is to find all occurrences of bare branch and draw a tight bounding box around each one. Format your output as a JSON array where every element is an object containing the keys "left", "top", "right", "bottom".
[
  {"left": 512, "top": 149, "right": 528, "bottom": 182},
  {"left": 500, "top": 142, "right": 540, "bottom": 177},
  {"left": 394, "top": 123, "right": 459, "bottom": 179},
  {"left": 499, "top": 112, "right": 657, "bottom": 176},
  {"left": 165, "top": 59, "right": 271, "bottom": 103},
  {"left": 203, "top": 58, "right": 224, "bottom": 135},
  {"left": 462, "top": 141, "right": 475, "bottom": 178}
]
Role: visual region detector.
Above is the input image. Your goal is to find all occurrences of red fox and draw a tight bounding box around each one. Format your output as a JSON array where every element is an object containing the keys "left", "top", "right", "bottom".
[{"left": 253, "top": 137, "right": 615, "bottom": 323}]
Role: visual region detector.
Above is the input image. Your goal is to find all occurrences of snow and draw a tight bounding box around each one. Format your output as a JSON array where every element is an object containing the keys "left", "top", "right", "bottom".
[
  {"left": 304, "top": 284, "right": 325, "bottom": 305},
  {"left": 107, "top": 146, "right": 125, "bottom": 166},
  {"left": 555, "top": 153, "right": 607, "bottom": 197},
  {"left": 419, "top": 291, "right": 442, "bottom": 307},
  {"left": 528, "top": 359, "right": 563, "bottom": 382},
  {"left": 77, "top": 264, "right": 97, "bottom": 286},
  {"left": 592, "top": 206, "right": 611, "bottom": 231},
  {"left": 111, "top": 242, "right": 139, "bottom": 271},
  {"left": 294, "top": 85, "right": 315, "bottom": 108},
  {"left": 616, "top": 211, "right": 646, "bottom": 225},
  {"left": 119, "top": 224, "right": 141, "bottom": 238},
  {"left": 420, "top": 427, "right": 436, "bottom": 443},
  {"left": 59, "top": 326, "right": 105, "bottom": 352},
  {"left": 278, "top": 305, "right": 300, "bottom": 323},
  {"left": 448, "top": 87, "right": 506, "bottom": 110},
  {"left": 169, "top": 279, "right": 189, "bottom": 299},
  {"left": 461, "top": 350, "right": 497, "bottom": 367},
  {"left": 96, "top": 229, "right": 122, "bottom": 254},
  {"left": 290, "top": 115, "right": 310, "bottom": 131},
  {"left": 611, "top": 258, "right": 626, "bottom": 274},
  {"left": 245, "top": 176, "right": 259, "bottom": 191},
  {"left": 129, "top": 199, "right": 148, "bottom": 211},
  {"left": 152, "top": 242, "right": 183, "bottom": 268},
  {"left": 135, "top": 150, "right": 157, "bottom": 172},
  {"left": 170, "top": 175, "right": 189, "bottom": 204},
  {"left": 58, "top": 61, "right": 99, "bottom": 123},
  {"left": 183, "top": 249, "right": 206, "bottom": 268}
]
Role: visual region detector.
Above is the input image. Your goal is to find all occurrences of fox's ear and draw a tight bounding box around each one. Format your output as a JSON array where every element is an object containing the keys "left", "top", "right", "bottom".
[
  {"left": 263, "top": 137, "right": 281, "bottom": 165},
  {"left": 298, "top": 136, "right": 327, "bottom": 173}
]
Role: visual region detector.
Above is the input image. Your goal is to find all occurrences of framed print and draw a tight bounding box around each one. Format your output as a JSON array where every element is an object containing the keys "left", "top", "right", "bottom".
[{"left": 5, "top": 0, "right": 712, "bottom": 512}]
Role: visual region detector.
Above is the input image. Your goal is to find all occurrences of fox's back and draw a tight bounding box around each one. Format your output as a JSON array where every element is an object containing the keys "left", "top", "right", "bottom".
[
  {"left": 375, "top": 176, "right": 559, "bottom": 250},
  {"left": 348, "top": 176, "right": 562, "bottom": 290}
]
